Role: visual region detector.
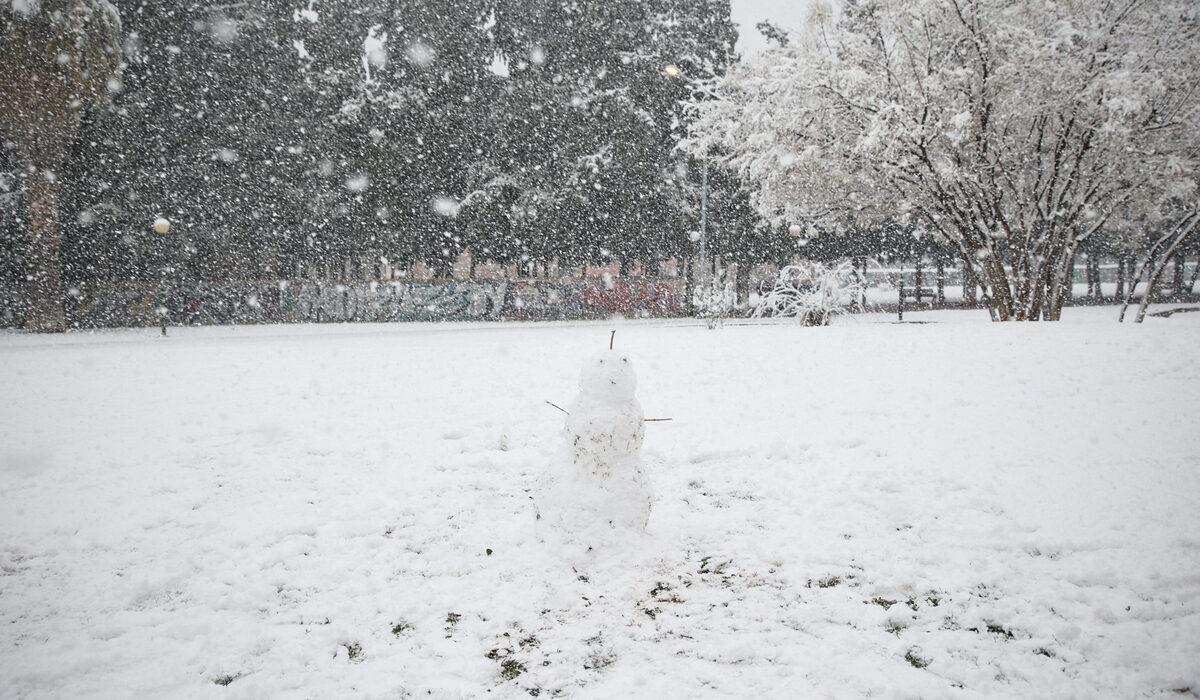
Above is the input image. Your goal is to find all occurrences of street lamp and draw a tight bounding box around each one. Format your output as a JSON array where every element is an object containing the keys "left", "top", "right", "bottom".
[
  {"left": 153, "top": 215, "right": 172, "bottom": 335},
  {"left": 699, "top": 155, "right": 707, "bottom": 294},
  {"left": 665, "top": 62, "right": 708, "bottom": 314}
]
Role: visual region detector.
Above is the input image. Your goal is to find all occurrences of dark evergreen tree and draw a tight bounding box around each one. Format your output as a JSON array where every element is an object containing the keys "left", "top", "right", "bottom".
[{"left": 5, "top": 0, "right": 752, "bottom": 307}]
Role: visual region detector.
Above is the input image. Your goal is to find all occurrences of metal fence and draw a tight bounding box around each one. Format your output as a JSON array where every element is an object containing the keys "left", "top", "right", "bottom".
[{"left": 0, "top": 278, "right": 687, "bottom": 329}]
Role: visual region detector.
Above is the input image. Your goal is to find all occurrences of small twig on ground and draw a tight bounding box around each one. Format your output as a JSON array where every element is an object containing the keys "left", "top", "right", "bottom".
[
  {"left": 644, "top": 418, "right": 673, "bottom": 422},
  {"left": 609, "top": 330, "right": 616, "bottom": 350},
  {"left": 545, "top": 400, "right": 570, "bottom": 414}
]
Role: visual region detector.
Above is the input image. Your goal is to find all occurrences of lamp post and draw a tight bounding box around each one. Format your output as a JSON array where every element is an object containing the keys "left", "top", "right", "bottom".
[
  {"left": 153, "top": 215, "right": 171, "bottom": 335},
  {"left": 699, "top": 156, "right": 707, "bottom": 294},
  {"left": 665, "top": 62, "right": 708, "bottom": 314},
  {"left": 788, "top": 223, "right": 809, "bottom": 265}
]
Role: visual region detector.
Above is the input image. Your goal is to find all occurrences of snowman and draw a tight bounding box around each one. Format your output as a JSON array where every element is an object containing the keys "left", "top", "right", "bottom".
[{"left": 535, "top": 339, "right": 653, "bottom": 543}]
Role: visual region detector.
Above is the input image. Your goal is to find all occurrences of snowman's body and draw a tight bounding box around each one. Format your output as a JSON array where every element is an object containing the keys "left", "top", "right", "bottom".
[{"left": 536, "top": 350, "right": 653, "bottom": 539}]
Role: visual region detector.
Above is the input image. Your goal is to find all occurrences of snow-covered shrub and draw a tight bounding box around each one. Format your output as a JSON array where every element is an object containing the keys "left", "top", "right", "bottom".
[
  {"left": 751, "top": 261, "right": 870, "bottom": 325},
  {"left": 693, "top": 275, "right": 735, "bottom": 329}
]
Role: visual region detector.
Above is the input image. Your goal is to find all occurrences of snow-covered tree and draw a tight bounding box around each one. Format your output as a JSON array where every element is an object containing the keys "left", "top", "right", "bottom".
[
  {"left": 0, "top": 0, "right": 121, "bottom": 331},
  {"left": 688, "top": 0, "right": 1200, "bottom": 321}
]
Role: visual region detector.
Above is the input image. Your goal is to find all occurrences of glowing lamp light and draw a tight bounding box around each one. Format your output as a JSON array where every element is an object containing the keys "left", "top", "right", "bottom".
[
  {"left": 788, "top": 223, "right": 803, "bottom": 237},
  {"left": 153, "top": 217, "right": 171, "bottom": 234},
  {"left": 664, "top": 64, "right": 681, "bottom": 77}
]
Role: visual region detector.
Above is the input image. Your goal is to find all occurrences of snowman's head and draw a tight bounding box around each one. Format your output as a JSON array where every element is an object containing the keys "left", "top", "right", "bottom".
[{"left": 577, "top": 350, "right": 638, "bottom": 403}]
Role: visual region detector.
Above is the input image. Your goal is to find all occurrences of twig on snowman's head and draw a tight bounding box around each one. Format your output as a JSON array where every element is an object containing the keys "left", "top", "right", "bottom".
[
  {"left": 609, "top": 330, "right": 616, "bottom": 350},
  {"left": 545, "top": 400, "right": 570, "bottom": 415}
]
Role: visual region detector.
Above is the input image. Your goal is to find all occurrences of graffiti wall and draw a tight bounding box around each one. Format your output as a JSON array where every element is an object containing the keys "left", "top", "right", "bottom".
[
  {"left": 0, "top": 278, "right": 685, "bottom": 329},
  {"left": 502, "top": 280, "right": 682, "bottom": 320},
  {"left": 582, "top": 280, "right": 678, "bottom": 316}
]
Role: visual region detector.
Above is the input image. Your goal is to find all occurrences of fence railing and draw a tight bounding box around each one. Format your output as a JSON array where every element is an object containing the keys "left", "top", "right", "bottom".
[{"left": 0, "top": 278, "right": 688, "bottom": 329}]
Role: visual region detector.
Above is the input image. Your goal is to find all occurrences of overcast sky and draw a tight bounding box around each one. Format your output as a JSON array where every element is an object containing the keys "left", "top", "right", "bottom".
[{"left": 730, "top": 0, "right": 813, "bottom": 55}]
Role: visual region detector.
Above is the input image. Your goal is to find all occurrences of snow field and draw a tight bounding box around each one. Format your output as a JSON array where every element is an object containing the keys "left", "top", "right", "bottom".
[{"left": 1, "top": 309, "right": 1198, "bottom": 698}]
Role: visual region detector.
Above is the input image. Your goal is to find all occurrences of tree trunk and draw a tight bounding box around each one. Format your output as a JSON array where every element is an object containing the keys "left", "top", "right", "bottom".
[
  {"left": 1086, "top": 256, "right": 1100, "bottom": 300},
  {"left": 25, "top": 169, "right": 65, "bottom": 333},
  {"left": 1146, "top": 254, "right": 1160, "bottom": 303},
  {"left": 683, "top": 255, "right": 694, "bottom": 316},
  {"left": 1172, "top": 255, "right": 1185, "bottom": 300},
  {"left": 1051, "top": 254, "right": 1074, "bottom": 321},
  {"left": 1065, "top": 257, "right": 1075, "bottom": 304},
  {"left": 962, "top": 262, "right": 978, "bottom": 307},
  {"left": 736, "top": 262, "right": 751, "bottom": 308},
  {"left": 975, "top": 254, "right": 1015, "bottom": 321},
  {"left": 1045, "top": 251, "right": 1075, "bottom": 320},
  {"left": 1134, "top": 255, "right": 1172, "bottom": 323},
  {"left": 935, "top": 257, "right": 945, "bottom": 305},
  {"left": 1115, "top": 256, "right": 1127, "bottom": 301}
]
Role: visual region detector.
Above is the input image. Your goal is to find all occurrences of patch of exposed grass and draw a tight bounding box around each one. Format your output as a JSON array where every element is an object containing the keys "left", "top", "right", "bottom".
[
  {"left": 904, "top": 648, "right": 931, "bottom": 669},
  {"left": 584, "top": 648, "right": 617, "bottom": 671},
  {"left": 499, "top": 658, "right": 526, "bottom": 681},
  {"left": 445, "top": 612, "right": 462, "bottom": 637},
  {"left": 391, "top": 620, "right": 414, "bottom": 636}
]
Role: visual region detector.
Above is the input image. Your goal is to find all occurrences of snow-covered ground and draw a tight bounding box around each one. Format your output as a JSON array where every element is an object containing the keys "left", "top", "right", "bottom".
[{"left": 2, "top": 308, "right": 1198, "bottom": 698}]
